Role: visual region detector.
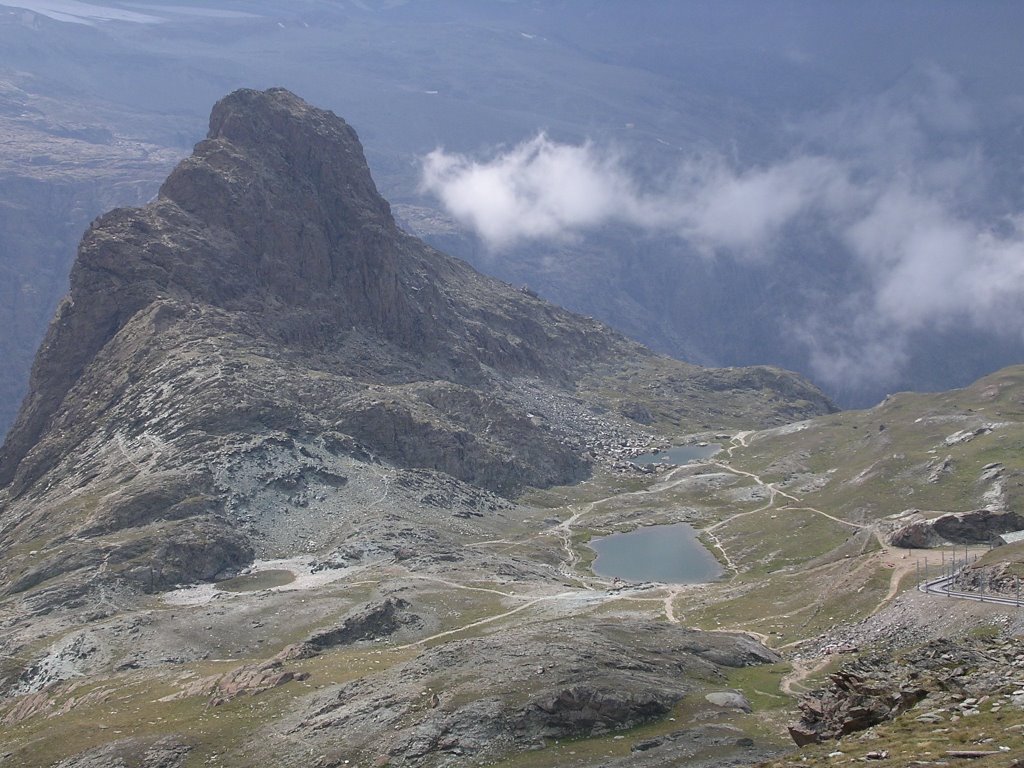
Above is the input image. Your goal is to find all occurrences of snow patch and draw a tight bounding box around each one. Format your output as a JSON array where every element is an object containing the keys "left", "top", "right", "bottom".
[{"left": 161, "top": 556, "right": 365, "bottom": 607}]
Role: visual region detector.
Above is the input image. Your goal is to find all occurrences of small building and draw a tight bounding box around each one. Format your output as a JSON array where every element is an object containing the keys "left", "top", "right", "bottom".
[{"left": 995, "top": 530, "right": 1024, "bottom": 546}]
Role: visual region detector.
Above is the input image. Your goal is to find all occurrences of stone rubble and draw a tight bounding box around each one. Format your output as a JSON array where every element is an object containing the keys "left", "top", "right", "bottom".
[{"left": 789, "top": 635, "right": 1024, "bottom": 746}]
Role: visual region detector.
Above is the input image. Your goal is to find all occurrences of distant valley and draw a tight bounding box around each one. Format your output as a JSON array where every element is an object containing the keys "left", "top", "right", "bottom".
[
  {"left": 0, "top": 87, "right": 1020, "bottom": 768},
  {"left": 1, "top": 4, "right": 1024, "bottom": 767},
  {"left": 3, "top": 1, "right": 1024, "bottom": 439}
]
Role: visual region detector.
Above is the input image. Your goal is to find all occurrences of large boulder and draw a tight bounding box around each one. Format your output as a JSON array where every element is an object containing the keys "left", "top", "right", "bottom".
[{"left": 891, "top": 509, "right": 1024, "bottom": 548}]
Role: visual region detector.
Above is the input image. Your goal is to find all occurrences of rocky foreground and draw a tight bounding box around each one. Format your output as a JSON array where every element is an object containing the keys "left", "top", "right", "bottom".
[{"left": 790, "top": 635, "right": 1024, "bottom": 746}]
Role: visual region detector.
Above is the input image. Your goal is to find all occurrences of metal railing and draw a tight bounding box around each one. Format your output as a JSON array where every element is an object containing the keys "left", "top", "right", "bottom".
[{"left": 915, "top": 548, "right": 1023, "bottom": 607}]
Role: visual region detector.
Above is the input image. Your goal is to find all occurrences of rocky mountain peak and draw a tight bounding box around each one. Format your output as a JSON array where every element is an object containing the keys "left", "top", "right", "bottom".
[
  {"left": 0, "top": 88, "right": 416, "bottom": 488},
  {"left": 159, "top": 87, "right": 398, "bottom": 302},
  {"left": 113, "top": 86, "right": 404, "bottom": 320},
  {"left": 0, "top": 89, "right": 833, "bottom": 600}
]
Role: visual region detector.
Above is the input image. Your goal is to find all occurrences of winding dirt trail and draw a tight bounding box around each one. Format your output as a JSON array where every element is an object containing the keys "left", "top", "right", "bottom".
[
  {"left": 726, "top": 431, "right": 753, "bottom": 457},
  {"left": 780, "top": 656, "right": 833, "bottom": 696},
  {"left": 394, "top": 598, "right": 548, "bottom": 650},
  {"left": 873, "top": 536, "right": 918, "bottom": 610},
  {"left": 662, "top": 584, "right": 686, "bottom": 624},
  {"left": 780, "top": 505, "right": 867, "bottom": 530},
  {"left": 370, "top": 428, "right": 910, "bottom": 677}
]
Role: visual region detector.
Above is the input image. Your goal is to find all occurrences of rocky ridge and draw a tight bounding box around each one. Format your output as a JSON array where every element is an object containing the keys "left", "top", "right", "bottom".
[
  {"left": 0, "top": 89, "right": 837, "bottom": 766},
  {"left": 278, "top": 618, "right": 781, "bottom": 767},
  {"left": 789, "top": 635, "right": 1024, "bottom": 747},
  {"left": 0, "top": 87, "right": 833, "bottom": 606}
]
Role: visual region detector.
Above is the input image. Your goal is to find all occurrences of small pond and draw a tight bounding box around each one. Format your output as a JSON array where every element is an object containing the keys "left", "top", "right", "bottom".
[
  {"left": 589, "top": 523, "right": 724, "bottom": 584},
  {"left": 631, "top": 443, "right": 721, "bottom": 465},
  {"left": 215, "top": 569, "right": 296, "bottom": 592}
]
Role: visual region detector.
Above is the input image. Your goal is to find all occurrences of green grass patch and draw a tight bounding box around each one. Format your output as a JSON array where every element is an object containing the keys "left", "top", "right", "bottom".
[
  {"left": 723, "top": 662, "right": 794, "bottom": 712},
  {"left": 682, "top": 554, "right": 892, "bottom": 645},
  {"left": 761, "top": 703, "right": 1024, "bottom": 768},
  {"left": 715, "top": 507, "right": 852, "bottom": 577}
]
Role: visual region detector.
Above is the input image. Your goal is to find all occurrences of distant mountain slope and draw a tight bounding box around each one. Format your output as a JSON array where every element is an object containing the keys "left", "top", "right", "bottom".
[
  {"left": 1, "top": 2, "right": 1023, "bottom": 436},
  {"left": 0, "top": 88, "right": 833, "bottom": 605},
  {"left": 0, "top": 76, "right": 183, "bottom": 440}
]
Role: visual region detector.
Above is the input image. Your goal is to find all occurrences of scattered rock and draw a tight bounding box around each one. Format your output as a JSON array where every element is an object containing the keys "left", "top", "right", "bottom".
[
  {"left": 160, "top": 645, "right": 310, "bottom": 706},
  {"left": 705, "top": 691, "right": 753, "bottom": 712},
  {"left": 631, "top": 738, "right": 663, "bottom": 752},
  {"left": 790, "top": 635, "right": 1024, "bottom": 745},
  {"left": 944, "top": 426, "right": 994, "bottom": 447},
  {"left": 306, "top": 598, "right": 421, "bottom": 650},
  {"left": 49, "top": 736, "right": 190, "bottom": 768},
  {"left": 928, "top": 455, "right": 955, "bottom": 483}
]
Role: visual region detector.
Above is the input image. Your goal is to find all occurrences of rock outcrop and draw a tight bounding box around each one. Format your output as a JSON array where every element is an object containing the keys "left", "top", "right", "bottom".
[
  {"left": 932, "top": 509, "right": 1024, "bottom": 543},
  {"left": 292, "top": 618, "right": 781, "bottom": 764},
  {"left": 0, "top": 88, "right": 834, "bottom": 607},
  {"left": 789, "top": 667, "right": 927, "bottom": 746},
  {"left": 891, "top": 509, "right": 1024, "bottom": 548},
  {"left": 789, "top": 635, "right": 1024, "bottom": 746},
  {"left": 889, "top": 518, "right": 946, "bottom": 549},
  {"left": 305, "top": 597, "right": 421, "bottom": 649}
]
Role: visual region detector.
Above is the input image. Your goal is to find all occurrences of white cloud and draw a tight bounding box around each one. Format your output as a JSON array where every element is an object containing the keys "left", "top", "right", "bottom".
[
  {"left": 420, "top": 66, "right": 1024, "bottom": 392},
  {"left": 421, "top": 135, "right": 849, "bottom": 257},
  {"left": 420, "top": 135, "right": 635, "bottom": 248},
  {"left": 850, "top": 190, "right": 1024, "bottom": 333},
  {"left": 675, "top": 155, "right": 853, "bottom": 254}
]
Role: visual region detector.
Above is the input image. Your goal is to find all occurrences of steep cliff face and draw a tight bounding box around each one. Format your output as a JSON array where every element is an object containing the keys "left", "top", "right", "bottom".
[
  {"left": 0, "top": 132, "right": 179, "bottom": 443},
  {"left": 0, "top": 88, "right": 834, "bottom": 600},
  {"left": 0, "top": 88, "right": 413, "bottom": 491}
]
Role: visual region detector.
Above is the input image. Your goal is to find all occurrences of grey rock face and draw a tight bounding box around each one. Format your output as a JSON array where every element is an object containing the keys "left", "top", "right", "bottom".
[
  {"left": 0, "top": 88, "right": 834, "bottom": 608},
  {"left": 291, "top": 618, "right": 778, "bottom": 764},
  {"left": 891, "top": 509, "right": 1024, "bottom": 548}
]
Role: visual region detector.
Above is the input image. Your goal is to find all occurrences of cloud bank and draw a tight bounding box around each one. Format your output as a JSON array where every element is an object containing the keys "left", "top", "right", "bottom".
[
  {"left": 420, "top": 67, "right": 1024, "bottom": 393},
  {"left": 421, "top": 136, "right": 846, "bottom": 255}
]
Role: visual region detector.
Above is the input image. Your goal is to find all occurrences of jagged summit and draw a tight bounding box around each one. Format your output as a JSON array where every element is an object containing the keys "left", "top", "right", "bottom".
[
  {"left": 0, "top": 88, "right": 421, "bottom": 485},
  {"left": 0, "top": 93, "right": 523, "bottom": 485},
  {"left": 157, "top": 87, "right": 401, "bottom": 313},
  {"left": 0, "top": 88, "right": 833, "bottom": 600},
  {"left": 0, "top": 90, "right": 841, "bottom": 766}
]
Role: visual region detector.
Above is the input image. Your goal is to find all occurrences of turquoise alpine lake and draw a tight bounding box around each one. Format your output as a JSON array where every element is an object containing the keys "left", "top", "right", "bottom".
[
  {"left": 631, "top": 443, "right": 721, "bottom": 465},
  {"left": 589, "top": 523, "right": 724, "bottom": 583}
]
